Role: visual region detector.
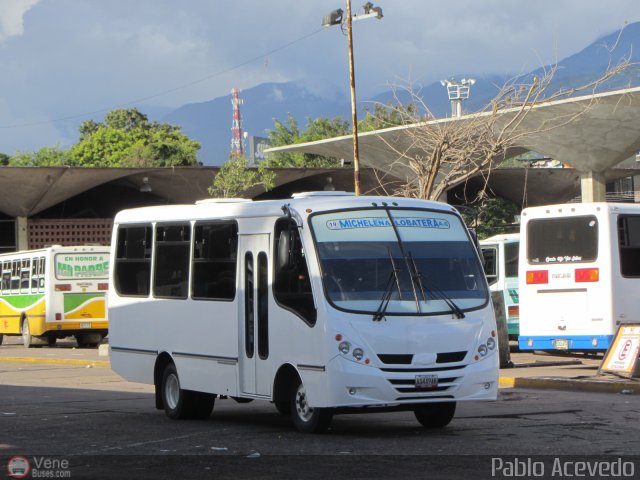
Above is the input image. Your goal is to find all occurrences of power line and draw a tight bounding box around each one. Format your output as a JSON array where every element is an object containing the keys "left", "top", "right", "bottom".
[{"left": 0, "top": 27, "right": 325, "bottom": 129}]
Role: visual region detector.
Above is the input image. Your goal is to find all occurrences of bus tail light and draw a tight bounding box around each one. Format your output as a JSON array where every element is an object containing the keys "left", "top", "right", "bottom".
[
  {"left": 526, "top": 270, "right": 548, "bottom": 284},
  {"left": 98, "top": 283, "right": 109, "bottom": 291},
  {"left": 55, "top": 284, "right": 72, "bottom": 291},
  {"left": 508, "top": 305, "right": 519, "bottom": 318},
  {"left": 55, "top": 313, "right": 62, "bottom": 320},
  {"left": 575, "top": 267, "right": 599, "bottom": 283}
]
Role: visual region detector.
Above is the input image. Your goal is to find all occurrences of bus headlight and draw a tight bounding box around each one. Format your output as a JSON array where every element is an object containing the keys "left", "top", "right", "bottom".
[
  {"left": 486, "top": 337, "right": 496, "bottom": 351},
  {"left": 352, "top": 348, "right": 364, "bottom": 361},
  {"left": 338, "top": 341, "right": 351, "bottom": 354},
  {"left": 478, "top": 344, "right": 488, "bottom": 357}
]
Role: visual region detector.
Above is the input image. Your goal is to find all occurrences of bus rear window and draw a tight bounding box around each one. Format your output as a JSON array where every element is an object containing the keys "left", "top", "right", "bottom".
[
  {"left": 55, "top": 253, "right": 110, "bottom": 279},
  {"left": 527, "top": 216, "right": 598, "bottom": 264}
]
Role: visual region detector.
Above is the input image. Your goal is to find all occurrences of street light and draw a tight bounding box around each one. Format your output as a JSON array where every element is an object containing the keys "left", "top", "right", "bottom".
[
  {"left": 323, "top": 1, "right": 383, "bottom": 196},
  {"left": 440, "top": 77, "right": 475, "bottom": 118}
]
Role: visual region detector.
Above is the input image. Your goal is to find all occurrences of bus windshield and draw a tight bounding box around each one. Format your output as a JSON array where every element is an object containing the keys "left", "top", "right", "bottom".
[
  {"left": 310, "top": 208, "right": 487, "bottom": 316},
  {"left": 55, "top": 253, "right": 110, "bottom": 280}
]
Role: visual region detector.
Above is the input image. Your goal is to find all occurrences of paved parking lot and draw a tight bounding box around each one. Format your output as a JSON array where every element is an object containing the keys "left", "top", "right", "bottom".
[{"left": 1, "top": 338, "right": 639, "bottom": 479}]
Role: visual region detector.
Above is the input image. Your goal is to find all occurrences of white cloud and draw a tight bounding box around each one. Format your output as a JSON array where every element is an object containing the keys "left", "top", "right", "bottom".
[
  {"left": 269, "top": 87, "right": 285, "bottom": 103},
  {"left": 0, "top": 0, "right": 639, "bottom": 155},
  {"left": 0, "top": 0, "right": 40, "bottom": 43}
]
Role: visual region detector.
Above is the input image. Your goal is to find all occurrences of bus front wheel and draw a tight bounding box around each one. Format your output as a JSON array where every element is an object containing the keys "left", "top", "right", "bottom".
[
  {"left": 290, "top": 378, "right": 333, "bottom": 433},
  {"left": 161, "top": 363, "right": 214, "bottom": 420},
  {"left": 21, "top": 318, "right": 32, "bottom": 349},
  {"left": 413, "top": 402, "right": 456, "bottom": 428}
]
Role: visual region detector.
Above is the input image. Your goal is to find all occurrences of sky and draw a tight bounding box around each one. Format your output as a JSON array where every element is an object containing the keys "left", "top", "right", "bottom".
[{"left": 0, "top": 0, "right": 639, "bottom": 155}]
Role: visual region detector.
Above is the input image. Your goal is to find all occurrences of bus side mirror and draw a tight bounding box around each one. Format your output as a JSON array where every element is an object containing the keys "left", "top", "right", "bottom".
[{"left": 277, "top": 230, "right": 292, "bottom": 272}]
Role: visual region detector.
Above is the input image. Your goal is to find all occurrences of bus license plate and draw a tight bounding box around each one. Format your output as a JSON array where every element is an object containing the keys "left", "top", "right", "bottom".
[
  {"left": 554, "top": 339, "right": 569, "bottom": 350},
  {"left": 415, "top": 374, "right": 438, "bottom": 389},
  {"left": 80, "top": 322, "right": 91, "bottom": 329}
]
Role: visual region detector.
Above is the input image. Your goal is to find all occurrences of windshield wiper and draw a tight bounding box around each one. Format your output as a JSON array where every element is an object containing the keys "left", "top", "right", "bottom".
[
  {"left": 372, "top": 248, "right": 402, "bottom": 322},
  {"left": 408, "top": 252, "right": 466, "bottom": 319}
]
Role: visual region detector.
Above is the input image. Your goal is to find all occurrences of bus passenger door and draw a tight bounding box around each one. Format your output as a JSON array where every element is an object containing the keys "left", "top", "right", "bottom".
[{"left": 239, "top": 234, "right": 271, "bottom": 397}]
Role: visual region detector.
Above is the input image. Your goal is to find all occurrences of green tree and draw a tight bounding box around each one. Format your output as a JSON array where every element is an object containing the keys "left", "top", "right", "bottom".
[
  {"left": 266, "top": 113, "right": 349, "bottom": 167},
  {"left": 8, "top": 146, "right": 69, "bottom": 166},
  {"left": 104, "top": 108, "right": 148, "bottom": 131},
  {"left": 209, "top": 155, "right": 276, "bottom": 198},
  {"left": 358, "top": 102, "right": 416, "bottom": 132},
  {"left": 67, "top": 108, "right": 200, "bottom": 167},
  {"left": 460, "top": 195, "right": 520, "bottom": 239},
  {"left": 0, "top": 152, "right": 10, "bottom": 165}
]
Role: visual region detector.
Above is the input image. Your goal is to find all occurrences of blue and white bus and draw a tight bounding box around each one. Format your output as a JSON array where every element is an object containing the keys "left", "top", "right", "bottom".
[{"left": 519, "top": 202, "right": 640, "bottom": 352}]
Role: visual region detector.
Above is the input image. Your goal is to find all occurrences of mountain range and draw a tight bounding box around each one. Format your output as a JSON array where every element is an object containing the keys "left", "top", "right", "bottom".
[{"left": 162, "top": 22, "right": 640, "bottom": 166}]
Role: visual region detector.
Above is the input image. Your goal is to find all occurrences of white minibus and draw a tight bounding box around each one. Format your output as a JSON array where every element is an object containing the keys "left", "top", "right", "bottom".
[
  {"left": 0, "top": 246, "right": 109, "bottom": 347},
  {"left": 480, "top": 234, "right": 520, "bottom": 339},
  {"left": 518, "top": 202, "right": 640, "bottom": 352},
  {"left": 108, "top": 193, "right": 498, "bottom": 433}
]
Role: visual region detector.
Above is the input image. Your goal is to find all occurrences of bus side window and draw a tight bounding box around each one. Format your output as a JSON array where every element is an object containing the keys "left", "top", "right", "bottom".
[
  {"left": 481, "top": 247, "right": 498, "bottom": 286},
  {"left": 38, "top": 257, "right": 46, "bottom": 292},
  {"left": 153, "top": 224, "right": 190, "bottom": 299},
  {"left": 504, "top": 242, "right": 519, "bottom": 278},
  {"left": 11, "top": 260, "right": 20, "bottom": 292},
  {"left": 192, "top": 221, "right": 238, "bottom": 301},
  {"left": 273, "top": 218, "right": 316, "bottom": 326},
  {"left": 20, "top": 259, "right": 31, "bottom": 293},
  {"left": 114, "top": 225, "right": 152, "bottom": 296},
  {"left": 618, "top": 215, "right": 640, "bottom": 277},
  {"left": 31, "top": 257, "right": 39, "bottom": 292},
  {"left": 1, "top": 261, "right": 10, "bottom": 294}
]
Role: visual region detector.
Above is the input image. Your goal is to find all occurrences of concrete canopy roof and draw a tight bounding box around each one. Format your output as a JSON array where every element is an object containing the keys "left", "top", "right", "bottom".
[
  {"left": 265, "top": 86, "right": 640, "bottom": 180},
  {"left": 0, "top": 166, "right": 363, "bottom": 217}
]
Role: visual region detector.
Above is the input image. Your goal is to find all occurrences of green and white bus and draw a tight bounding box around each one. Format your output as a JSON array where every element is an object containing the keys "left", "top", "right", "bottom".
[
  {"left": 480, "top": 234, "right": 520, "bottom": 339},
  {"left": 0, "top": 246, "right": 109, "bottom": 348}
]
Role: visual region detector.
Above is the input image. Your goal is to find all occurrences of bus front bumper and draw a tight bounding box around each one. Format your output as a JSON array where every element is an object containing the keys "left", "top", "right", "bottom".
[
  {"left": 307, "top": 354, "right": 498, "bottom": 408},
  {"left": 518, "top": 335, "right": 612, "bottom": 351}
]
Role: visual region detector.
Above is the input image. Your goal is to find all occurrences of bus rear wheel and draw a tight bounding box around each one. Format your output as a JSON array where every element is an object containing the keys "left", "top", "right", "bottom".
[
  {"left": 413, "top": 402, "right": 456, "bottom": 428},
  {"left": 75, "top": 333, "right": 103, "bottom": 348},
  {"left": 290, "top": 378, "right": 332, "bottom": 433},
  {"left": 161, "top": 363, "right": 215, "bottom": 420},
  {"left": 21, "top": 318, "right": 32, "bottom": 348}
]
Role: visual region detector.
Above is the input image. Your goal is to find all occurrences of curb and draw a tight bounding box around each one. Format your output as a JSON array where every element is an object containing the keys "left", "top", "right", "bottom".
[
  {"left": 0, "top": 357, "right": 110, "bottom": 368},
  {"left": 499, "top": 375, "right": 638, "bottom": 395}
]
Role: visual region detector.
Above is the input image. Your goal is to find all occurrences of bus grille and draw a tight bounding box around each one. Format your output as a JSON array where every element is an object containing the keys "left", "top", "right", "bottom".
[
  {"left": 381, "top": 367, "right": 465, "bottom": 400},
  {"left": 377, "top": 351, "right": 467, "bottom": 365}
]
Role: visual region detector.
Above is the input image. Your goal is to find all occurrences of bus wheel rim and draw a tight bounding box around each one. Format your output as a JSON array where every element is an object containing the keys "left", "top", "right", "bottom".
[
  {"left": 295, "top": 384, "right": 313, "bottom": 422},
  {"left": 166, "top": 374, "right": 180, "bottom": 410}
]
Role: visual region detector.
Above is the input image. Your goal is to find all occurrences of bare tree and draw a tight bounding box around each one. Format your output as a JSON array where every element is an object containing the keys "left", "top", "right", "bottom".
[{"left": 372, "top": 47, "right": 635, "bottom": 202}]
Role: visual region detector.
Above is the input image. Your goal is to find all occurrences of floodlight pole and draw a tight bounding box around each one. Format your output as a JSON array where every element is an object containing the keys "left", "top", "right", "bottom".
[{"left": 345, "top": 0, "right": 361, "bottom": 195}]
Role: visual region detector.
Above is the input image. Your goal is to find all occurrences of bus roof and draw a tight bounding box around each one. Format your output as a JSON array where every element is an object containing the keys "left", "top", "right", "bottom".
[
  {"left": 0, "top": 245, "right": 109, "bottom": 259},
  {"left": 114, "top": 193, "right": 460, "bottom": 224},
  {"left": 521, "top": 202, "right": 640, "bottom": 219},
  {"left": 479, "top": 233, "right": 520, "bottom": 244}
]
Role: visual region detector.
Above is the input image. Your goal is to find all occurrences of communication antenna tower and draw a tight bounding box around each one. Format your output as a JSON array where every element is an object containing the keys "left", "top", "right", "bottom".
[{"left": 230, "top": 86, "right": 244, "bottom": 156}]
